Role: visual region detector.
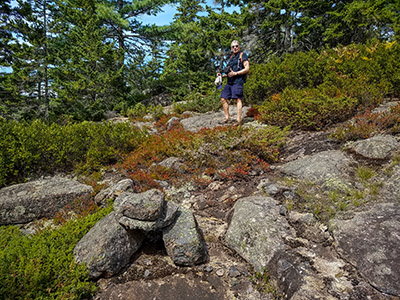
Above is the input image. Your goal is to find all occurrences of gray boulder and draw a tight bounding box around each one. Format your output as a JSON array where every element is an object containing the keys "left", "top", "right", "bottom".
[
  {"left": 74, "top": 212, "right": 144, "bottom": 279},
  {"left": 166, "top": 117, "right": 181, "bottom": 130},
  {"left": 114, "top": 189, "right": 165, "bottom": 221},
  {"left": 94, "top": 178, "right": 134, "bottom": 205},
  {"left": 156, "top": 157, "right": 184, "bottom": 171},
  {"left": 257, "top": 178, "right": 287, "bottom": 196},
  {"left": 181, "top": 106, "right": 250, "bottom": 132},
  {"left": 349, "top": 134, "right": 398, "bottom": 160},
  {"left": 117, "top": 201, "right": 179, "bottom": 232},
  {"left": 382, "top": 165, "right": 400, "bottom": 201},
  {"left": 162, "top": 207, "right": 208, "bottom": 266},
  {"left": 279, "top": 150, "right": 352, "bottom": 184},
  {"left": 0, "top": 177, "right": 93, "bottom": 225},
  {"left": 330, "top": 202, "right": 400, "bottom": 296},
  {"left": 371, "top": 101, "right": 399, "bottom": 113},
  {"left": 225, "top": 195, "right": 295, "bottom": 272}
]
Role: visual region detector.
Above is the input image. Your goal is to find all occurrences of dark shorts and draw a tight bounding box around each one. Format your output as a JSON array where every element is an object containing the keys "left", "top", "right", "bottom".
[{"left": 221, "top": 83, "right": 244, "bottom": 100}]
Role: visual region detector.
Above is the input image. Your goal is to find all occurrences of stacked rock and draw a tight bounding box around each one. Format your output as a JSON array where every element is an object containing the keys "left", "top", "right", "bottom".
[
  {"left": 74, "top": 188, "right": 208, "bottom": 279},
  {"left": 114, "top": 189, "right": 179, "bottom": 232}
]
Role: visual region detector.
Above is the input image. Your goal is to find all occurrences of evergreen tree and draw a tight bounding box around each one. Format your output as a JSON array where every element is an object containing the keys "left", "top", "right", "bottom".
[
  {"left": 0, "top": 0, "right": 14, "bottom": 117},
  {"left": 0, "top": 0, "right": 13, "bottom": 67},
  {"left": 51, "top": 0, "right": 121, "bottom": 121},
  {"left": 162, "top": 0, "right": 243, "bottom": 97},
  {"left": 1, "top": 0, "right": 57, "bottom": 120},
  {"left": 161, "top": 0, "right": 210, "bottom": 95},
  {"left": 97, "top": 0, "right": 177, "bottom": 104},
  {"left": 324, "top": 0, "right": 399, "bottom": 46},
  {"left": 242, "top": 0, "right": 400, "bottom": 61}
]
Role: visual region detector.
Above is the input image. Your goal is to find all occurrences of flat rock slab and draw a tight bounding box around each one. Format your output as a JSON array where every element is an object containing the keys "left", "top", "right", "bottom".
[
  {"left": 118, "top": 201, "right": 179, "bottom": 232},
  {"left": 0, "top": 177, "right": 93, "bottom": 225},
  {"left": 181, "top": 106, "right": 250, "bottom": 132},
  {"left": 162, "top": 207, "right": 208, "bottom": 266},
  {"left": 74, "top": 212, "right": 144, "bottom": 279},
  {"left": 279, "top": 150, "right": 352, "bottom": 183},
  {"left": 382, "top": 165, "right": 400, "bottom": 201},
  {"left": 156, "top": 157, "right": 184, "bottom": 171},
  {"left": 225, "top": 195, "right": 295, "bottom": 272},
  {"left": 95, "top": 273, "right": 228, "bottom": 300},
  {"left": 114, "top": 189, "right": 165, "bottom": 221},
  {"left": 371, "top": 101, "right": 399, "bottom": 113},
  {"left": 349, "top": 134, "right": 398, "bottom": 160},
  {"left": 331, "top": 202, "right": 400, "bottom": 296}
]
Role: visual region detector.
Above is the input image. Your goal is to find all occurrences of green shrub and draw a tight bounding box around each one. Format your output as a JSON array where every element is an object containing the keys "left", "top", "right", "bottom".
[
  {"left": 126, "top": 103, "right": 165, "bottom": 120},
  {"left": 173, "top": 90, "right": 221, "bottom": 114},
  {"left": 126, "top": 102, "right": 148, "bottom": 119},
  {"left": 256, "top": 87, "right": 358, "bottom": 130},
  {"left": 0, "top": 120, "right": 148, "bottom": 187},
  {"left": 244, "top": 50, "right": 325, "bottom": 104},
  {"left": 245, "top": 41, "right": 400, "bottom": 105},
  {"left": 0, "top": 205, "right": 112, "bottom": 300}
]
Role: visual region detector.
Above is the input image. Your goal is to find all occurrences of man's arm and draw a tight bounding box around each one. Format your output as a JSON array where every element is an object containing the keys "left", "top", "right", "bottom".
[{"left": 234, "top": 60, "right": 249, "bottom": 76}]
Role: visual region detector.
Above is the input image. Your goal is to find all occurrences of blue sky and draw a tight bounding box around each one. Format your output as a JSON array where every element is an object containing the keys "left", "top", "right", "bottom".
[
  {"left": 138, "top": 4, "right": 178, "bottom": 26},
  {"left": 138, "top": 2, "right": 239, "bottom": 26}
]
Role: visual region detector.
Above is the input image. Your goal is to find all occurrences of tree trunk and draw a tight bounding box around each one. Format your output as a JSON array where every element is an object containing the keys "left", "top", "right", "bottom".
[{"left": 43, "top": 0, "right": 49, "bottom": 121}]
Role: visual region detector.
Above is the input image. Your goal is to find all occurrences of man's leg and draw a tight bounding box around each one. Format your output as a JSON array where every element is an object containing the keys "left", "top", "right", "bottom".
[
  {"left": 236, "top": 98, "right": 243, "bottom": 123},
  {"left": 221, "top": 98, "right": 230, "bottom": 121}
]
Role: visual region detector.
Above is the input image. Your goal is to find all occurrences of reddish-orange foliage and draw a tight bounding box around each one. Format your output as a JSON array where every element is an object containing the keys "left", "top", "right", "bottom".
[
  {"left": 54, "top": 196, "right": 98, "bottom": 225},
  {"left": 246, "top": 107, "right": 261, "bottom": 120},
  {"left": 333, "top": 103, "right": 400, "bottom": 141},
  {"left": 119, "top": 125, "right": 280, "bottom": 191}
]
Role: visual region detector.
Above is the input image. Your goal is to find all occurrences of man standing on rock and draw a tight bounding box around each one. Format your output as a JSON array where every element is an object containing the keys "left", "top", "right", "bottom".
[{"left": 217, "top": 40, "right": 250, "bottom": 125}]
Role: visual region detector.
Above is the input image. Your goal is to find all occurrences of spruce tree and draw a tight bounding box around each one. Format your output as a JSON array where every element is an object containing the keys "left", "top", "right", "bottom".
[{"left": 51, "top": 0, "right": 121, "bottom": 121}]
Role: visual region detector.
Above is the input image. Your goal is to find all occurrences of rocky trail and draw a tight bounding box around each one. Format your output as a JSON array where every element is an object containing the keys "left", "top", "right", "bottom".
[{"left": 1, "top": 101, "right": 399, "bottom": 300}]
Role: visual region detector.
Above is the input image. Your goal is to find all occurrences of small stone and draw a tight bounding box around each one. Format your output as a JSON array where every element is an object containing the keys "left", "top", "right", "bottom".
[
  {"left": 203, "top": 266, "right": 213, "bottom": 273},
  {"left": 279, "top": 206, "right": 288, "bottom": 216},
  {"left": 319, "top": 224, "right": 328, "bottom": 232},
  {"left": 216, "top": 268, "right": 224, "bottom": 277},
  {"left": 208, "top": 181, "right": 222, "bottom": 191},
  {"left": 144, "top": 269, "right": 151, "bottom": 277},
  {"left": 229, "top": 266, "right": 241, "bottom": 278},
  {"left": 154, "top": 180, "right": 169, "bottom": 188},
  {"left": 283, "top": 190, "right": 295, "bottom": 200},
  {"left": 230, "top": 278, "right": 240, "bottom": 287}
]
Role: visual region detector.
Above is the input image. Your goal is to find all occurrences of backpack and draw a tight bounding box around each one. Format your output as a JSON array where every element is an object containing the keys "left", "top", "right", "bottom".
[{"left": 229, "top": 51, "right": 249, "bottom": 81}]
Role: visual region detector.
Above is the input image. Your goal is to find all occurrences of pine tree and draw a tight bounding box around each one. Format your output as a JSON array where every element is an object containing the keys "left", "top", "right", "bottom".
[
  {"left": 1, "top": 0, "right": 57, "bottom": 120},
  {"left": 51, "top": 0, "right": 122, "bottom": 121}
]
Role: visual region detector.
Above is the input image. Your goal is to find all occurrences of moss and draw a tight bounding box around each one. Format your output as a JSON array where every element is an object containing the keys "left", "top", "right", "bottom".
[{"left": 0, "top": 205, "right": 112, "bottom": 299}]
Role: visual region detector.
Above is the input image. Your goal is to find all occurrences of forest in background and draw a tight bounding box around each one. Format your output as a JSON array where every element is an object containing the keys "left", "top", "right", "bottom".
[
  {"left": 1, "top": 0, "right": 399, "bottom": 122},
  {"left": 1, "top": 1, "right": 400, "bottom": 299}
]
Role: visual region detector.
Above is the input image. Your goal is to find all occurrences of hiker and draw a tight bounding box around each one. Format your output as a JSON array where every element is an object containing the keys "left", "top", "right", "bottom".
[{"left": 217, "top": 40, "right": 250, "bottom": 124}]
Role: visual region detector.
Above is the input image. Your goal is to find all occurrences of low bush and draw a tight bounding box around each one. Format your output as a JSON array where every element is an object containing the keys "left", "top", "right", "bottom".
[
  {"left": 173, "top": 90, "right": 221, "bottom": 114},
  {"left": 0, "top": 205, "right": 112, "bottom": 299},
  {"left": 331, "top": 103, "right": 400, "bottom": 141},
  {"left": 245, "top": 50, "right": 325, "bottom": 105},
  {"left": 120, "top": 125, "right": 288, "bottom": 191},
  {"left": 0, "top": 120, "right": 148, "bottom": 187},
  {"left": 245, "top": 42, "right": 398, "bottom": 129},
  {"left": 256, "top": 87, "right": 358, "bottom": 130},
  {"left": 246, "top": 41, "right": 399, "bottom": 105},
  {"left": 126, "top": 103, "right": 165, "bottom": 121}
]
